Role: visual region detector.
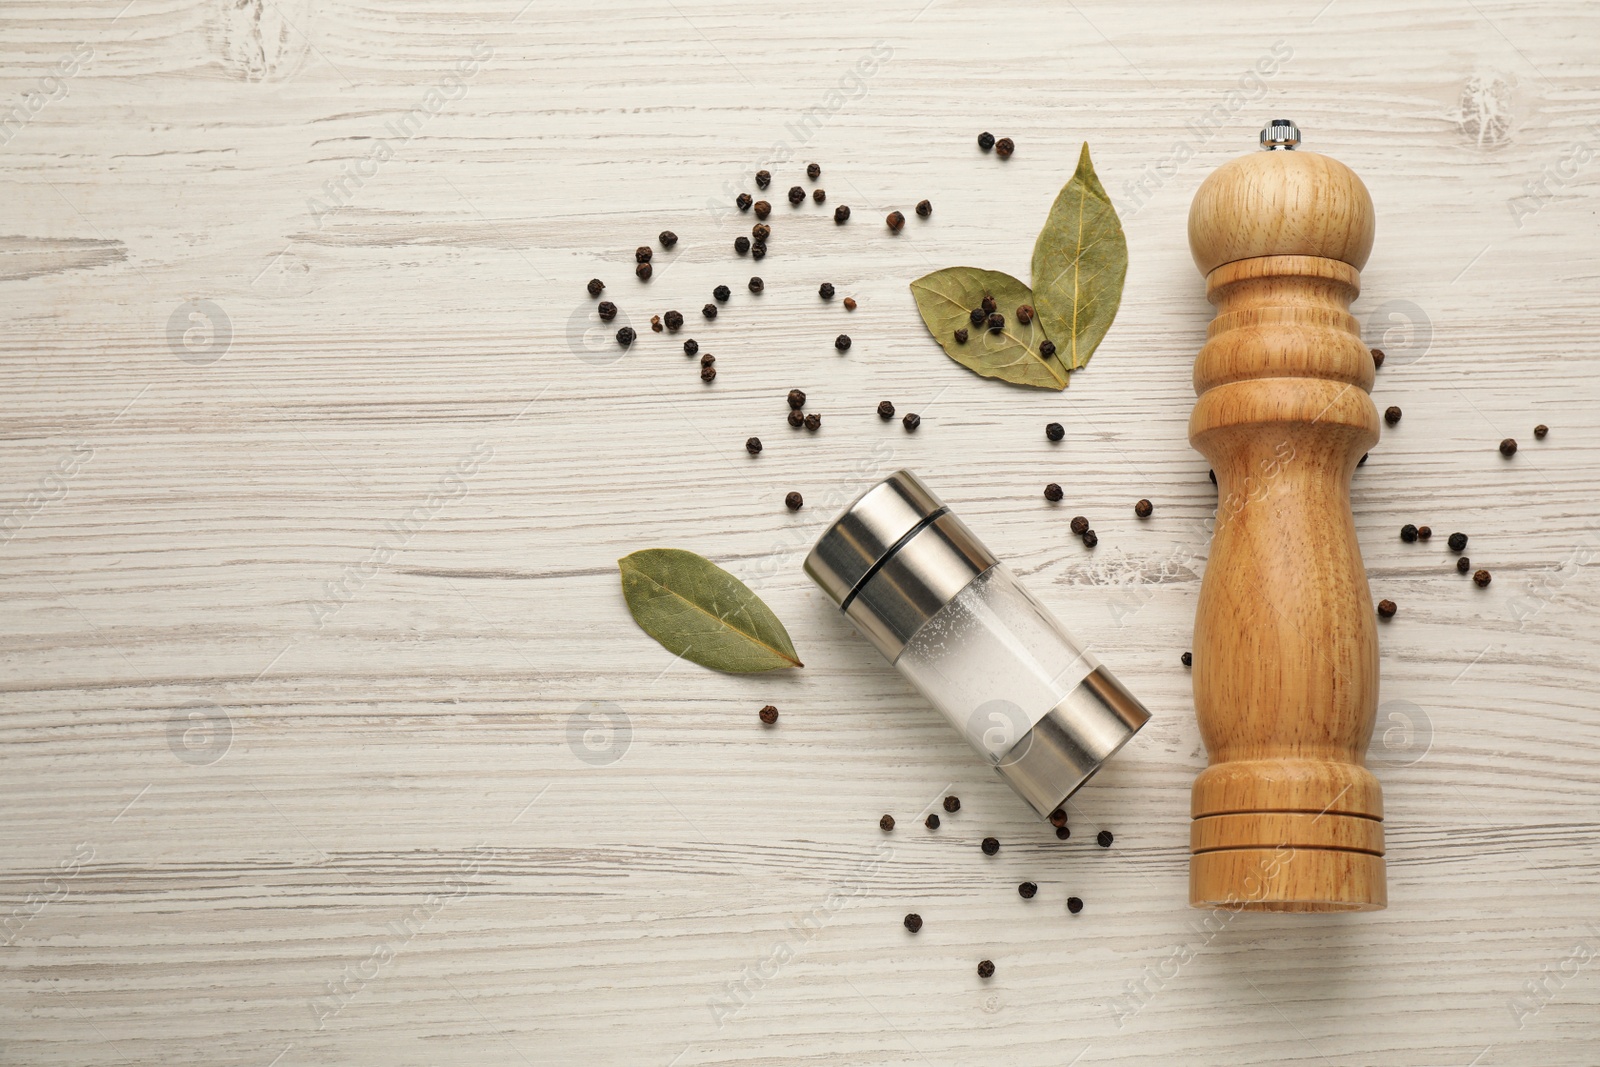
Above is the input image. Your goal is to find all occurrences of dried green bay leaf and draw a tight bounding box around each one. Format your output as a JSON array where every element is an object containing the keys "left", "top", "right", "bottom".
[
  {"left": 1030, "top": 142, "right": 1128, "bottom": 371},
  {"left": 909, "top": 267, "right": 1068, "bottom": 390},
  {"left": 618, "top": 548, "right": 802, "bottom": 673}
]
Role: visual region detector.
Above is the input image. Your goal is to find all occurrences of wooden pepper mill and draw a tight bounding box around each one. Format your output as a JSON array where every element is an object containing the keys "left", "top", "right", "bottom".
[{"left": 1185, "top": 120, "right": 1385, "bottom": 911}]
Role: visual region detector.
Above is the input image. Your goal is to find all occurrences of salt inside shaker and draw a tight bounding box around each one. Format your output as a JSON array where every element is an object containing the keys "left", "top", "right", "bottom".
[{"left": 804, "top": 470, "right": 1151, "bottom": 817}]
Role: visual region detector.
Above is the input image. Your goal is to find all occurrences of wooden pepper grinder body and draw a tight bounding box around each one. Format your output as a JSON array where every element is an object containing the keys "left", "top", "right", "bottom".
[{"left": 1186, "top": 120, "right": 1385, "bottom": 911}]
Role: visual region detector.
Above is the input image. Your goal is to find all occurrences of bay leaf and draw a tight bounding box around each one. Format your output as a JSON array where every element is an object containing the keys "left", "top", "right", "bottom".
[
  {"left": 1030, "top": 142, "right": 1127, "bottom": 371},
  {"left": 618, "top": 548, "right": 803, "bottom": 673},
  {"left": 909, "top": 267, "right": 1068, "bottom": 390}
]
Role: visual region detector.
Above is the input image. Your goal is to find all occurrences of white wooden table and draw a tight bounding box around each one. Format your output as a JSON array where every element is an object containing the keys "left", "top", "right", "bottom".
[{"left": 4, "top": 2, "right": 1598, "bottom": 1064}]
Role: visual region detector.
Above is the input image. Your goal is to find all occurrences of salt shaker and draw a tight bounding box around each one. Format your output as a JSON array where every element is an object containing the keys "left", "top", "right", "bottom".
[{"left": 804, "top": 470, "right": 1150, "bottom": 818}]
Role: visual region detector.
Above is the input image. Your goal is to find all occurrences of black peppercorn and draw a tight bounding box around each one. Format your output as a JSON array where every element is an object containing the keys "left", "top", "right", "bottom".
[
  {"left": 1040, "top": 339, "right": 1056, "bottom": 358},
  {"left": 877, "top": 400, "right": 895, "bottom": 419},
  {"left": 1377, "top": 599, "right": 1396, "bottom": 619},
  {"left": 753, "top": 200, "right": 771, "bottom": 219},
  {"left": 700, "top": 353, "right": 715, "bottom": 368},
  {"left": 903, "top": 913, "right": 922, "bottom": 933},
  {"left": 916, "top": 199, "right": 932, "bottom": 218},
  {"left": 787, "top": 409, "right": 804, "bottom": 428},
  {"left": 1055, "top": 826, "right": 1071, "bottom": 840},
  {"left": 1457, "top": 556, "right": 1471, "bottom": 574},
  {"left": 1046, "top": 422, "right": 1064, "bottom": 441},
  {"left": 951, "top": 327, "right": 968, "bottom": 344},
  {"left": 787, "top": 185, "right": 805, "bottom": 205},
  {"left": 969, "top": 307, "right": 987, "bottom": 326},
  {"left": 995, "top": 137, "right": 1014, "bottom": 158},
  {"left": 981, "top": 296, "right": 997, "bottom": 314},
  {"left": 987, "top": 312, "right": 1005, "bottom": 332},
  {"left": 737, "top": 193, "right": 752, "bottom": 212},
  {"left": 759, "top": 704, "right": 778, "bottom": 724},
  {"left": 804, "top": 413, "right": 821, "bottom": 431},
  {"left": 1070, "top": 516, "right": 1088, "bottom": 535},
  {"left": 903, "top": 412, "right": 921, "bottom": 432},
  {"left": 702, "top": 303, "right": 718, "bottom": 320},
  {"left": 683, "top": 339, "right": 698, "bottom": 356},
  {"left": 748, "top": 277, "right": 764, "bottom": 293},
  {"left": 886, "top": 211, "right": 905, "bottom": 231},
  {"left": 842, "top": 297, "right": 856, "bottom": 310},
  {"left": 650, "top": 314, "right": 663, "bottom": 333},
  {"left": 834, "top": 334, "right": 851, "bottom": 352},
  {"left": 1360, "top": 453, "right": 1369, "bottom": 466},
  {"left": 834, "top": 205, "right": 850, "bottom": 223},
  {"left": 1082, "top": 530, "right": 1098, "bottom": 548},
  {"left": 1401, "top": 524, "right": 1418, "bottom": 543},
  {"left": 664, "top": 310, "right": 683, "bottom": 331},
  {"left": 752, "top": 223, "right": 771, "bottom": 241},
  {"left": 1474, "top": 568, "right": 1492, "bottom": 587},
  {"left": 1371, "top": 347, "right": 1385, "bottom": 369},
  {"left": 587, "top": 278, "right": 605, "bottom": 297},
  {"left": 1135, "top": 499, "right": 1153, "bottom": 518},
  {"left": 1181, "top": 651, "right": 1192, "bottom": 667},
  {"left": 978, "top": 131, "right": 995, "bottom": 151},
  {"left": 810, "top": 187, "right": 824, "bottom": 204},
  {"left": 714, "top": 284, "right": 730, "bottom": 302},
  {"left": 785, "top": 491, "right": 803, "bottom": 511},
  {"left": 981, "top": 837, "right": 1000, "bottom": 856},
  {"left": 746, "top": 437, "right": 762, "bottom": 455},
  {"left": 1049, "top": 808, "right": 1067, "bottom": 828},
  {"left": 636, "top": 262, "right": 652, "bottom": 281},
  {"left": 755, "top": 170, "right": 771, "bottom": 188},
  {"left": 734, "top": 236, "right": 750, "bottom": 255},
  {"left": 925, "top": 813, "right": 940, "bottom": 830},
  {"left": 1448, "top": 532, "right": 1468, "bottom": 552},
  {"left": 616, "top": 326, "right": 635, "bottom": 345},
  {"left": 1044, "top": 483, "right": 1063, "bottom": 502},
  {"left": 750, "top": 241, "right": 766, "bottom": 261},
  {"left": 1385, "top": 405, "right": 1402, "bottom": 426},
  {"left": 1534, "top": 424, "right": 1549, "bottom": 439},
  {"left": 597, "top": 301, "right": 618, "bottom": 322},
  {"left": 1067, "top": 896, "right": 1083, "bottom": 914},
  {"left": 1096, "top": 830, "right": 1113, "bottom": 848},
  {"left": 1209, "top": 469, "right": 1217, "bottom": 485},
  {"left": 659, "top": 230, "right": 677, "bottom": 249},
  {"left": 1016, "top": 304, "right": 1034, "bottom": 325},
  {"left": 806, "top": 162, "right": 821, "bottom": 180},
  {"left": 943, "top": 795, "right": 960, "bottom": 813},
  {"left": 700, "top": 364, "right": 716, "bottom": 382},
  {"left": 880, "top": 814, "right": 895, "bottom": 832},
  {"left": 977, "top": 959, "right": 994, "bottom": 979},
  {"left": 1500, "top": 438, "right": 1518, "bottom": 457},
  {"left": 1018, "top": 881, "right": 1037, "bottom": 899},
  {"left": 819, "top": 282, "right": 835, "bottom": 300},
  {"left": 1418, "top": 525, "right": 1432, "bottom": 541},
  {"left": 788, "top": 389, "right": 806, "bottom": 409}
]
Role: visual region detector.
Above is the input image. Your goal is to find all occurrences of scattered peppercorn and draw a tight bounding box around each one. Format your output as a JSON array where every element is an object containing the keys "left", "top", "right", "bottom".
[
  {"left": 995, "top": 137, "right": 1014, "bottom": 158},
  {"left": 1385, "top": 405, "right": 1402, "bottom": 426},
  {"left": 1016, "top": 304, "right": 1035, "bottom": 325},
  {"left": 750, "top": 241, "right": 766, "bottom": 260},
  {"left": 787, "top": 410, "right": 804, "bottom": 428},
  {"left": 1401, "top": 524, "right": 1418, "bottom": 543},
  {"left": 987, "top": 312, "right": 1005, "bottom": 332},
  {"left": 1046, "top": 422, "right": 1064, "bottom": 441},
  {"left": 700, "top": 353, "right": 715, "bottom": 368},
  {"left": 755, "top": 170, "right": 771, "bottom": 188},
  {"left": 616, "top": 326, "right": 635, "bottom": 346},
  {"left": 1096, "top": 830, "right": 1113, "bottom": 848},
  {"left": 902, "top": 413, "right": 921, "bottom": 431},
  {"left": 1209, "top": 469, "right": 1216, "bottom": 485},
  {"left": 880, "top": 814, "right": 895, "bottom": 832},
  {"left": 806, "top": 162, "right": 821, "bottom": 180},
  {"left": 735, "top": 236, "right": 750, "bottom": 255},
  {"left": 785, "top": 491, "right": 803, "bottom": 511},
  {"left": 1474, "top": 569, "right": 1492, "bottom": 587},
  {"left": 636, "top": 262, "right": 652, "bottom": 281},
  {"left": 1359, "top": 453, "right": 1369, "bottom": 466},
  {"left": 758, "top": 704, "right": 778, "bottom": 724},
  {"left": 597, "top": 301, "right": 618, "bottom": 322},
  {"left": 1534, "top": 424, "right": 1549, "bottom": 439},
  {"left": 752, "top": 223, "right": 771, "bottom": 241},
  {"left": 804, "top": 413, "right": 821, "bottom": 431},
  {"left": 819, "top": 282, "right": 835, "bottom": 300},
  {"left": 700, "top": 365, "right": 716, "bottom": 382},
  {"left": 788, "top": 389, "right": 806, "bottom": 409},
  {"left": 664, "top": 310, "right": 683, "bottom": 331},
  {"left": 1500, "top": 438, "right": 1518, "bottom": 457},
  {"left": 1377, "top": 599, "right": 1396, "bottom": 619},
  {"left": 1371, "top": 347, "right": 1385, "bottom": 369},
  {"left": 1070, "top": 516, "right": 1088, "bottom": 535},
  {"left": 954, "top": 327, "right": 969, "bottom": 344},
  {"left": 1457, "top": 556, "right": 1471, "bottom": 574},
  {"left": 1067, "top": 896, "right": 1083, "bottom": 914},
  {"left": 925, "top": 813, "right": 940, "bottom": 830},
  {"left": 835, "top": 334, "right": 851, "bottom": 352},
  {"left": 746, "top": 437, "right": 762, "bottom": 455},
  {"left": 969, "top": 308, "right": 987, "bottom": 327},
  {"left": 787, "top": 185, "right": 805, "bottom": 205},
  {"left": 834, "top": 205, "right": 850, "bottom": 224},
  {"left": 842, "top": 297, "right": 857, "bottom": 310},
  {"left": 1448, "top": 532, "right": 1468, "bottom": 552},
  {"left": 1135, "top": 499, "right": 1153, "bottom": 519},
  {"left": 712, "top": 285, "right": 730, "bottom": 303},
  {"left": 659, "top": 230, "right": 677, "bottom": 249},
  {"left": 754, "top": 200, "right": 771, "bottom": 219},
  {"left": 736, "top": 193, "right": 752, "bottom": 212},
  {"left": 1048, "top": 808, "right": 1067, "bottom": 828},
  {"left": 1055, "top": 826, "right": 1071, "bottom": 840},
  {"left": 1040, "top": 339, "right": 1056, "bottom": 358},
  {"left": 1181, "top": 651, "right": 1192, "bottom": 667},
  {"left": 916, "top": 199, "right": 932, "bottom": 218},
  {"left": 587, "top": 278, "right": 605, "bottom": 297},
  {"left": 683, "top": 339, "right": 698, "bottom": 356},
  {"left": 981, "top": 296, "right": 997, "bottom": 314},
  {"left": 981, "top": 837, "right": 1000, "bottom": 856},
  {"left": 877, "top": 400, "right": 895, "bottom": 419},
  {"left": 809, "top": 187, "right": 824, "bottom": 203},
  {"left": 977, "top": 959, "right": 994, "bottom": 979},
  {"left": 749, "top": 277, "right": 764, "bottom": 293},
  {"left": 702, "top": 303, "right": 718, "bottom": 320},
  {"left": 1018, "top": 881, "right": 1038, "bottom": 899},
  {"left": 904, "top": 913, "right": 922, "bottom": 933},
  {"left": 649, "top": 315, "right": 663, "bottom": 333},
  {"left": 1082, "top": 530, "right": 1098, "bottom": 549},
  {"left": 1418, "top": 526, "right": 1432, "bottom": 541},
  {"left": 978, "top": 131, "right": 995, "bottom": 151},
  {"left": 1044, "top": 483, "right": 1063, "bottom": 502},
  {"left": 943, "top": 795, "right": 960, "bottom": 813},
  {"left": 886, "top": 210, "right": 905, "bottom": 232}
]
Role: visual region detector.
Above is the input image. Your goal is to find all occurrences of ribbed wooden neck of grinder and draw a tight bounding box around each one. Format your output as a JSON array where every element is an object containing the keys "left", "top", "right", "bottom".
[{"left": 1185, "top": 122, "right": 1386, "bottom": 912}]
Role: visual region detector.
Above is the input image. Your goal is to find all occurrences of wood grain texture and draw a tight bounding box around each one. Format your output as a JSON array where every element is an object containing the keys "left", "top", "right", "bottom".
[{"left": 2, "top": 1, "right": 1599, "bottom": 1064}]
